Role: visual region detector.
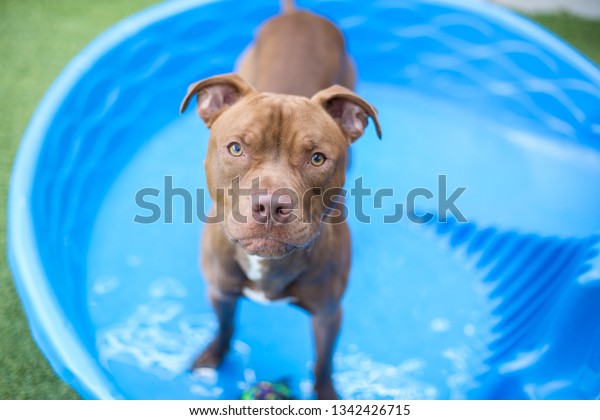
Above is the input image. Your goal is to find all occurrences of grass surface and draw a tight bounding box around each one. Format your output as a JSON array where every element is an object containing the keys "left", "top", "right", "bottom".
[
  {"left": 0, "top": 0, "right": 599, "bottom": 400},
  {"left": 0, "top": 0, "right": 158, "bottom": 399},
  {"left": 527, "top": 12, "right": 600, "bottom": 64}
]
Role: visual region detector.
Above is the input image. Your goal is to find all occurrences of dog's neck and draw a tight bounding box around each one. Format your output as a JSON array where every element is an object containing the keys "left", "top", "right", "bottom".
[{"left": 235, "top": 244, "right": 308, "bottom": 285}]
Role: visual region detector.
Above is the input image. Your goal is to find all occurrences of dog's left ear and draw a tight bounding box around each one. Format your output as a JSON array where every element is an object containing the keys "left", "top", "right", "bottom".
[
  {"left": 312, "top": 85, "right": 382, "bottom": 143},
  {"left": 180, "top": 73, "right": 256, "bottom": 127}
]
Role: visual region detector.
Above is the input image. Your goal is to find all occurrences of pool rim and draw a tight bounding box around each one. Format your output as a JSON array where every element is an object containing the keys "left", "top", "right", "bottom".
[{"left": 7, "top": 0, "right": 600, "bottom": 399}]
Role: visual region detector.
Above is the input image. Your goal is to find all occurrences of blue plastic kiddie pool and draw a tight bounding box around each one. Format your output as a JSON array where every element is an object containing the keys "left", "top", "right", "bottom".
[{"left": 8, "top": 0, "right": 600, "bottom": 399}]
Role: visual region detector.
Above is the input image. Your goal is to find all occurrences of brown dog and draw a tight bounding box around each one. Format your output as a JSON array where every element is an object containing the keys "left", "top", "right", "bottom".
[{"left": 180, "top": 0, "right": 381, "bottom": 399}]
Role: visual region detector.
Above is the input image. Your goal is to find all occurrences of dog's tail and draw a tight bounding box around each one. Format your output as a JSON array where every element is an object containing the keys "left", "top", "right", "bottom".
[{"left": 281, "top": 0, "right": 295, "bottom": 13}]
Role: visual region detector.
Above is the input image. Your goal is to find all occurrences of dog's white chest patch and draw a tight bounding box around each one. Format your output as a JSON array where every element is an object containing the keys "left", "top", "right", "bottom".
[
  {"left": 242, "top": 287, "right": 294, "bottom": 305},
  {"left": 245, "top": 255, "right": 266, "bottom": 281}
]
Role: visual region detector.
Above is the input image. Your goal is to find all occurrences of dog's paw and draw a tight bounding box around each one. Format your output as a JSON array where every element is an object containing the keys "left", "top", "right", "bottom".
[
  {"left": 191, "top": 342, "right": 227, "bottom": 370},
  {"left": 315, "top": 383, "right": 340, "bottom": 400}
]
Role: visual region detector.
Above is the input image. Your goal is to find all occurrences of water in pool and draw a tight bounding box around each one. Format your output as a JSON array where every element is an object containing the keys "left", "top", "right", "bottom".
[{"left": 85, "top": 82, "right": 600, "bottom": 399}]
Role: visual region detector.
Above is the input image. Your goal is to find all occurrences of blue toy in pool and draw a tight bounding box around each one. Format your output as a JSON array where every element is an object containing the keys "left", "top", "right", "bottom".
[{"left": 8, "top": 0, "right": 600, "bottom": 399}]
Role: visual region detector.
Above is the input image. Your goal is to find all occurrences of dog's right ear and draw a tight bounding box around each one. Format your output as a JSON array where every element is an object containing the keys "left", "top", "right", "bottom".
[
  {"left": 180, "top": 73, "right": 256, "bottom": 127},
  {"left": 312, "top": 85, "right": 381, "bottom": 143}
]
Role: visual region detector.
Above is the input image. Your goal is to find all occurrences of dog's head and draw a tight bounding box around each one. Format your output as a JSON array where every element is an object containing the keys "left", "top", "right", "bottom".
[{"left": 181, "top": 73, "right": 381, "bottom": 258}]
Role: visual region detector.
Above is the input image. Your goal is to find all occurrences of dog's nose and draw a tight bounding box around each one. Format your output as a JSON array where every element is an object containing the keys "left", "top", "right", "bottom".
[{"left": 252, "top": 192, "right": 294, "bottom": 223}]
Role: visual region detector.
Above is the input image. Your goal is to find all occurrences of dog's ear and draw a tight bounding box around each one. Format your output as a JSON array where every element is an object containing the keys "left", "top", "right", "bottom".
[
  {"left": 312, "top": 85, "right": 381, "bottom": 143},
  {"left": 180, "top": 73, "right": 256, "bottom": 127}
]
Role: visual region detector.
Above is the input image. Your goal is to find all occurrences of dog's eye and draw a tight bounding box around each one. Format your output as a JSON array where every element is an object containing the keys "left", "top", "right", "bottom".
[
  {"left": 228, "top": 142, "right": 243, "bottom": 157},
  {"left": 311, "top": 152, "right": 326, "bottom": 166}
]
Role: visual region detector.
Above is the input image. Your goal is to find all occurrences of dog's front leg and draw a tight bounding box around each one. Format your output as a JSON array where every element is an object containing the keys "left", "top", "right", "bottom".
[
  {"left": 312, "top": 306, "right": 342, "bottom": 400},
  {"left": 192, "top": 287, "right": 238, "bottom": 370}
]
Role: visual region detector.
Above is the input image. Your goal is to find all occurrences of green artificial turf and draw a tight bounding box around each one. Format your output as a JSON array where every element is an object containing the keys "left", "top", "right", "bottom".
[
  {"left": 527, "top": 12, "right": 600, "bottom": 65},
  {"left": 0, "top": 0, "right": 159, "bottom": 400},
  {"left": 0, "top": 0, "right": 598, "bottom": 400}
]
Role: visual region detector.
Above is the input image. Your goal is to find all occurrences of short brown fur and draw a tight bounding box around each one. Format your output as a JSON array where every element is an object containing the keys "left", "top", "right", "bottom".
[{"left": 181, "top": 0, "right": 381, "bottom": 400}]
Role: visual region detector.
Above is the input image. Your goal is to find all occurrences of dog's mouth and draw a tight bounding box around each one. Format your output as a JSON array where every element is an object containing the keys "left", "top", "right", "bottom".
[{"left": 235, "top": 237, "right": 297, "bottom": 259}]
